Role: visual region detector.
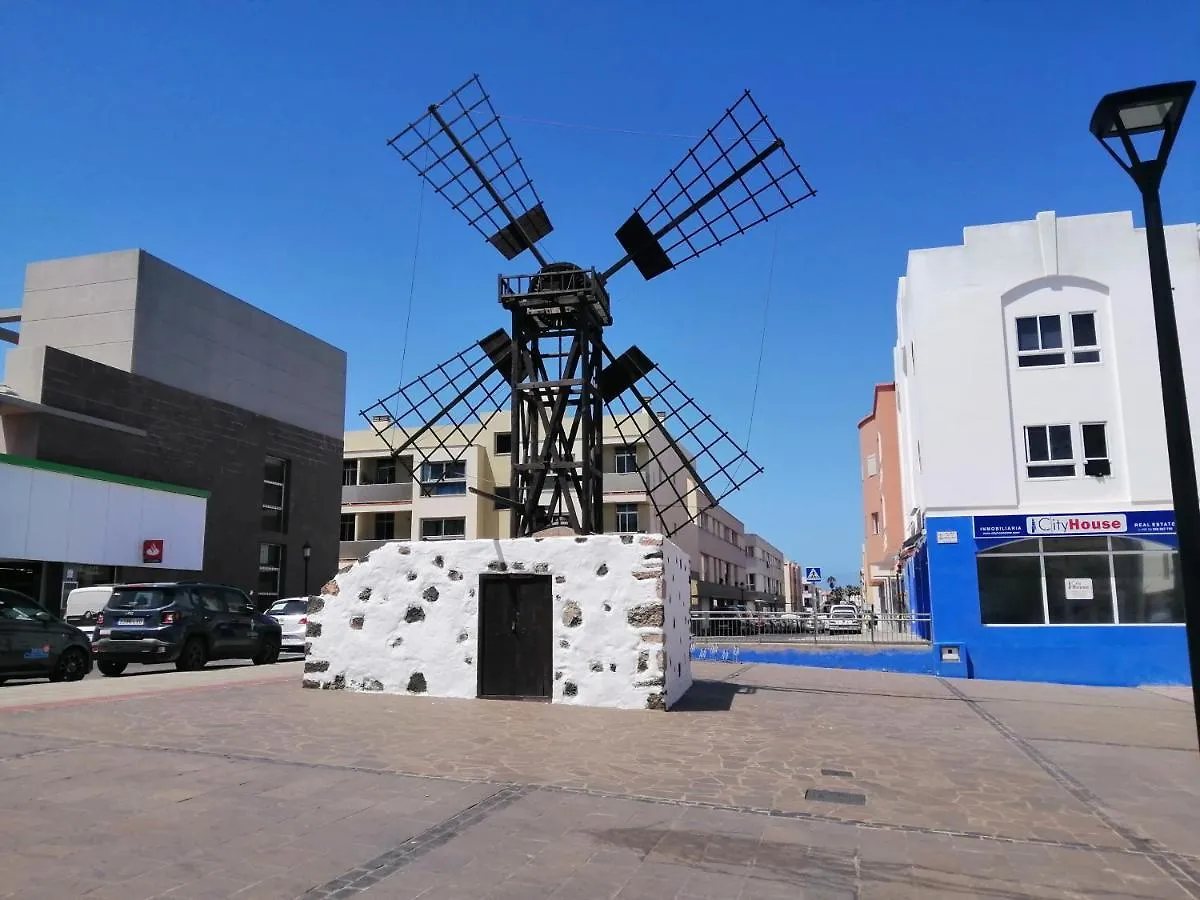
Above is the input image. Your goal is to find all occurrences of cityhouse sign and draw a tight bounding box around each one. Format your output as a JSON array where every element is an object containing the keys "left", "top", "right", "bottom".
[{"left": 973, "top": 510, "right": 1175, "bottom": 540}]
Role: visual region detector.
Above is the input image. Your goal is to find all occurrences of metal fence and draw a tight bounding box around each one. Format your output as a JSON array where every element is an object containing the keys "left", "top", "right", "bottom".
[{"left": 690, "top": 611, "right": 932, "bottom": 645}]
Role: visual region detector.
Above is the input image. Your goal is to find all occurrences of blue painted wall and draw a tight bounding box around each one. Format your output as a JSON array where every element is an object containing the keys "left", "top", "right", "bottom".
[
  {"left": 691, "top": 644, "right": 937, "bottom": 676},
  {"left": 925, "top": 515, "right": 1190, "bottom": 687}
]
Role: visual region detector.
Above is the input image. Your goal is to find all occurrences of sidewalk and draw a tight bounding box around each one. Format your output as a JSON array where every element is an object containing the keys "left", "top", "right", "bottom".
[{"left": 0, "top": 661, "right": 1196, "bottom": 898}]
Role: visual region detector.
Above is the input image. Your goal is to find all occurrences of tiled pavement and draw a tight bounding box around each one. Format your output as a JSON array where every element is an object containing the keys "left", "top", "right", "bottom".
[{"left": 0, "top": 661, "right": 1197, "bottom": 898}]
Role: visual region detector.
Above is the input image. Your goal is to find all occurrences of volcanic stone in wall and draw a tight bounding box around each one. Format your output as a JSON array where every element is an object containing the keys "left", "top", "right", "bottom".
[{"left": 562, "top": 601, "right": 583, "bottom": 627}]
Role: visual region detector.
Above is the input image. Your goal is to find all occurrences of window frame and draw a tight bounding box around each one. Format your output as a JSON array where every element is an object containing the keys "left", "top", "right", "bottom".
[
  {"left": 339, "top": 513, "right": 356, "bottom": 542},
  {"left": 373, "top": 512, "right": 396, "bottom": 541},
  {"left": 1069, "top": 311, "right": 1101, "bottom": 364},
  {"left": 1024, "top": 424, "right": 1076, "bottom": 479},
  {"left": 257, "top": 542, "right": 285, "bottom": 607},
  {"left": 613, "top": 445, "right": 639, "bottom": 475},
  {"left": 1081, "top": 422, "right": 1109, "bottom": 464},
  {"left": 420, "top": 517, "right": 467, "bottom": 541},
  {"left": 262, "top": 456, "right": 290, "bottom": 534},
  {"left": 342, "top": 459, "right": 358, "bottom": 487},
  {"left": 494, "top": 432, "right": 512, "bottom": 456},
  {"left": 614, "top": 502, "right": 639, "bottom": 533},
  {"left": 420, "top": 460, "right": 467, "bottom": 496},
  {"left": 1015, "top": 312, "right": 1102, "bottom": 369}
]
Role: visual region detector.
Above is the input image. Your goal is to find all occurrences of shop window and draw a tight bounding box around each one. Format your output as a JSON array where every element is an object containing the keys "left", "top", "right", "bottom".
[
  {"left": 977, "top": 536, "right": 1183, "bottom": 626},
  {"left": 1025, "top": 425, "right": 1074, "bottom": 478}
]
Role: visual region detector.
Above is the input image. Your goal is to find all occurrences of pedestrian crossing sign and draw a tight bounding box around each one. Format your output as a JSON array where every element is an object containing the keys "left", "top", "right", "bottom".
[{"left": 804, "top": 567, "right": 822, "bottom": 584}]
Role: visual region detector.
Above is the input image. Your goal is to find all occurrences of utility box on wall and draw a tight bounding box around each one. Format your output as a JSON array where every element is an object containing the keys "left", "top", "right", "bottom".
[
  {"left": 303, "top": 533, "right": 693, "bottom": 711},
  {"left": 934, "top": 642, "right": 971, "bottom": 679}
]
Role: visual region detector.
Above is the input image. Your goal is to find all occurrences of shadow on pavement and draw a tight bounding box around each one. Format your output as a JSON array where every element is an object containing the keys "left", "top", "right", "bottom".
[{"left": 672, "top": 679, "right": 757, "bottom": 712}]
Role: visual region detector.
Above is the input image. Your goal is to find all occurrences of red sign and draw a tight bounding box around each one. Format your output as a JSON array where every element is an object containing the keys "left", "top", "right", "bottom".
[{"left": 142, "top": 540, "right": 164, "bottom": 564}]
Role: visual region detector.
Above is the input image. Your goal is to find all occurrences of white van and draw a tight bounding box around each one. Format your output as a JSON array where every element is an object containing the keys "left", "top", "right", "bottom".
[{"left": 63, "top": 585, "right": 115, "bottom": 638}]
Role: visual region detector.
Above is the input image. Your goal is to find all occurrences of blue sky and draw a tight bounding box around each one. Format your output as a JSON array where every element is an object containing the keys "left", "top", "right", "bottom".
[{"left": 1, "top": 1, "right": 1198, "bottom": 581}]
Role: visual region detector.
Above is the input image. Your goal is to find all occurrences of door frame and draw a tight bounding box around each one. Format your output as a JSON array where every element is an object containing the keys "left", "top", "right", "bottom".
[{"left": 476, "top": 573, "right": 553, "bottom": 702}]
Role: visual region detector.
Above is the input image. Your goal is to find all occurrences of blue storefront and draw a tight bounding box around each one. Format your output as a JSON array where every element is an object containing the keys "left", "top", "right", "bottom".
[{"left": 906, "top": 509, "right": 1189, "bottom": 687}]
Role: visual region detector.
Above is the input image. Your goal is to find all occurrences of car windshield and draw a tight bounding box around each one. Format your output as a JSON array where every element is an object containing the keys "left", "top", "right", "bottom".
[
  {"left": 268, "top": 600, "right": 307, "bottom": 616},
  {"left": 108, "top": 588, "right": 179, "bottom": 610},
  {"left": 831, "top": 608, "right": 856, "bottom": 617}
]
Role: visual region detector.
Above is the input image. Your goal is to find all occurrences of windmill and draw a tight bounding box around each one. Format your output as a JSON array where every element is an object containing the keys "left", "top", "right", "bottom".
[{"left": 363, "top": 75, "right": 816, "bottom": 539}]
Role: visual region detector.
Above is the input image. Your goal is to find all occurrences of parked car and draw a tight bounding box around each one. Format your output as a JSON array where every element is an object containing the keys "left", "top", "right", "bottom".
[
  {"left": 92, "top": 583, "right": 283, "bottom": 676},
  {"left": 825, "top": 603, "right": 863, "bottom": 634},
  {"left": 265, "top": 597, "right": 310, "bottom": 654},
  {"left": 0, "top": 588, "right": 93, "bottom": 684},
  {"left": 62, "top": 585, "right": 115, "bottom": 640}
]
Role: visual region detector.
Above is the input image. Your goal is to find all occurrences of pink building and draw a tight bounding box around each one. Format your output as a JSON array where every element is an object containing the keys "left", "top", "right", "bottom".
[{"left": 858, "top": 383, "right": 904, "bottom": 612}]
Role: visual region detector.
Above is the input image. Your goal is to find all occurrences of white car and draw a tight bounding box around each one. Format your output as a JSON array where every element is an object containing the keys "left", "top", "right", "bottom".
[
  {"left": 266, "top": 597, "right": 310, "bottom": 653},
  {"left": 825, "top": 604, "right": 863, "bottom": 634},
  {"left": 62, "top": 585, "right": 115, "bottom": 640}
]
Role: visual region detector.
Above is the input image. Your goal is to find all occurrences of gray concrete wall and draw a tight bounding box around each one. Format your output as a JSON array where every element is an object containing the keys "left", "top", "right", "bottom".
[
  {"left": 3, "top": 250, "right": 141, "bottom": 400},
  {"left": 131, "top": 252, "right": 346, "bottom": 439}
]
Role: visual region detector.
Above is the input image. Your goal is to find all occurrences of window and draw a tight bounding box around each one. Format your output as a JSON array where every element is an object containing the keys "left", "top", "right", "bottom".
[
  {"left": 262, "top": 456, "right": 290, "bottom": 532},
  {"left": 1016, "top": 313, "right": 1101, "bottom": 368},
  {"left": 339, "top": 514, "right": 356, "bottom": 542},
  {"left": 865, "top": 454, "right": 879, "bottom": 478},
  {"left": 615, "top": 503, "right": 639, "bottom": 532},
  {"left": 1025, "top": 425, "right": 1074, "bottom": 478},
  {"left": 493, "top": 485, "right": 513, "bottom": 510},
  {"left": 977, "top": 536, "right": 1183, "bottom": 625},
  {"left": 420, "top": 517, "right": 466, "bottom": 540},
  {"left": 495, "top": 432, "right": 512, "bottom": 455},
  {"left": 1082, "top": 423, "right": 1110, "bottom": 476},
  {"left": 614, "top": 445, "right": 638, "bottom": 474},
  {"left": 1016, "top": 315, "right": 1066, "bottom": 367},
  {"left": 373, "top": 458, "right": 397, "bottom": 485},
  {"left": 1071, "top": 313, "right": 1101, "bottom": 363},
  {"left": 258, "top": 543, "right": 285, "bottom": 607},
  {"left": 421, "top": 460, "right": 466, "bottom": 496},
  {"left": 342, "top": 460, "right": 358, "bottom": 486},
  {"left": 374, "top": 513, "right": 396, "bottom": 541},
  {"left": 871, "top": 512, "right": 880, "bottom": 535}
]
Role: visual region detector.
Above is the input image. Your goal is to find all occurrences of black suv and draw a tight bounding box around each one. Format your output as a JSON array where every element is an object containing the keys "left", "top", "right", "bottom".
[
  {"left": 92, "top": 583, "right": 283, "bottom": 676},
  {"left": 0, "top": 588, "right": 93, "bottom": 684}
]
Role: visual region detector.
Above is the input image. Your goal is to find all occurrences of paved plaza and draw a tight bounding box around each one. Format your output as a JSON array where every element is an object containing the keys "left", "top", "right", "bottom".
[{"left": 0, "top": 660, "right": 1197, "bottom": 899}]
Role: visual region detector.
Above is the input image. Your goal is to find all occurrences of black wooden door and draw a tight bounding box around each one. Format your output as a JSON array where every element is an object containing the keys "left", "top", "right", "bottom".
[{"left": 478, "top": 574, "right": 552, "bottom": 700}]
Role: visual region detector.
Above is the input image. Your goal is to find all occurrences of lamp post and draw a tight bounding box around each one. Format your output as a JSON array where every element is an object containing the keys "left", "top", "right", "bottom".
[
  {"left": 302, "top": 541, "right": 312, "bottom": 597},
  {"left": 1090, "top": 81, "right": 1199, "bottom": 744}
]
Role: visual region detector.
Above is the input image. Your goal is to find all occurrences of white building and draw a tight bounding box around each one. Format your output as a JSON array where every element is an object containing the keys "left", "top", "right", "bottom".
[{"left": 895, "top": 210, "right": 1198, "bottom": 686}]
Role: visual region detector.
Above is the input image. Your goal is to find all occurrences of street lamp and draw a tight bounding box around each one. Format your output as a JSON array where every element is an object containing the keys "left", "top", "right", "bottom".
[
  {"left": 1090, "top": 80, "right": 1199, "bottom": 745},
  {"left": 302, "top": 541, "right": 312, "bottom": 597}
]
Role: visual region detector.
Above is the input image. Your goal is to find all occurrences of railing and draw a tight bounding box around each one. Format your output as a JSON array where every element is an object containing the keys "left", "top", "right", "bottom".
[
  {"left": 690, "top": 611, "right": 933, "bottom": 645},
  {"left": 342, "top": 482, "right": 413, "bottom": 504}
]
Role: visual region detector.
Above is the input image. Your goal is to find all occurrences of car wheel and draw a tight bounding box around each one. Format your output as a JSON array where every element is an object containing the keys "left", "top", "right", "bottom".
[
  {"left": 50, "top": 647, "right": 89, "bottom": 682},
  {"left": 98, "top": 659, "right": 127, "bottom": 677},
  {"left": 176, "top": 637, "right": 208, "bottom": 671},
  {"left": 253, "top": 634, "right": 281, "bottom": 666}
]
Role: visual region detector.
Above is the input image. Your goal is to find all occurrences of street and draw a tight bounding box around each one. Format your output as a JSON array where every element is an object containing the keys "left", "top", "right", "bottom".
[
  {"left": 0, "top": 654, "right": 306, "bottom": 686},
  {"left": 1, "top": 660, "right": 1197, "bottom": 898}
]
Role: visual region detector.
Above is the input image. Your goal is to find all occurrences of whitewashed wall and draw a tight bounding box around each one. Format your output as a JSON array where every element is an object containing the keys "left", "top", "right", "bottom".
[
  {"left": 896, "top": 210, "right": 1200, "bottom": 518},
  {"left": 0, "top": 459, "right": 206, "bottom": 569},
  {"left": 305, "top": 533, "right": 693, "bottom": 711}
]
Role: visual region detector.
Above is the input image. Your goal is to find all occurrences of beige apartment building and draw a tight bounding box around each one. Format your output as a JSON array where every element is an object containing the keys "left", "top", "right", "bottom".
[
  {"left": 340, "top": 410, "right": 786, "bottom": 613},
  {"left": 858, "top": 382, "right": 904, "bottom": 613}
]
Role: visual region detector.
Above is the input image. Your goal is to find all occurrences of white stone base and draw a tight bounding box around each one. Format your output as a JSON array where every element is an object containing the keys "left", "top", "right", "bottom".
[{"left": 303, "top": 534, "right": 693, "bottom": 711}]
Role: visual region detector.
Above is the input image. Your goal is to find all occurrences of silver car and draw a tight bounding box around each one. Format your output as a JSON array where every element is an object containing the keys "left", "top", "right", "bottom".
[{"left": 266, "top": 597, "right": 309, "bottom": 653}]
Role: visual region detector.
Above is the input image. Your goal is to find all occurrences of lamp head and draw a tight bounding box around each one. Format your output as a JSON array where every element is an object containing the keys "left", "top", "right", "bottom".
[
  {"left": 302, "top": 540, "right": 312, "bottom": 559},
  {"left": 1090, "top": 81, "right": 1195, "bottom": 187}
]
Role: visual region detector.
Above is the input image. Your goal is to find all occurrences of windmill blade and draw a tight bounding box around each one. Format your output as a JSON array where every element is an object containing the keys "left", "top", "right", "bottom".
[
  {"left": 600, "top": 345, "right": 763, "bottom": 538},
  {"left": 603, "top": 91, "right": 815, "bottom": 282},
  {"left": 360, "top": 330, "right": 515, "bottom": 496},
  {"left": 388, "top": 75, "right": 553, "bottom": 266}
]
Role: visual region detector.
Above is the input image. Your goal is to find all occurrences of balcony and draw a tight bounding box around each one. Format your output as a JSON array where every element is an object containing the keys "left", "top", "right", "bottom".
[
  {"left": 342, "top": 482, "right": 413, "bottom": 504},
  {"left": 602, "top": 471, "right": 646, "bottom": 494}
]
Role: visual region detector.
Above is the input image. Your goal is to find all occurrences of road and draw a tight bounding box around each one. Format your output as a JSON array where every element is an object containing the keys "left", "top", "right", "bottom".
[{"left": 0, "top": 652, "right": 305, "bottom": 687}]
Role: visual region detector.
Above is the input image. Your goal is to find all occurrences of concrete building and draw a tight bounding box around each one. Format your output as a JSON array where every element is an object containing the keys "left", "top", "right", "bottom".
[
  {"left": 895, "top": 210, "right": 1198, "bottom": 686},
  {"left": 858, "top": 383, "right": 904, "bottom": 614},
  {"left": 340, "top": 413, "right": 778, "bottom": 615},
  {"left": 0, "top": 249, "right": 346, "bottom": 610},
  {"left": 783, "top": 560, "right": 804, "bottom": 612},
  {"left": 744, "top": 533, "right": 785, "bottom": 612}
]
